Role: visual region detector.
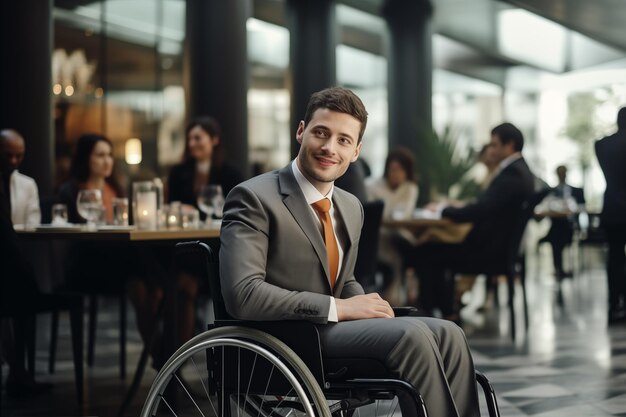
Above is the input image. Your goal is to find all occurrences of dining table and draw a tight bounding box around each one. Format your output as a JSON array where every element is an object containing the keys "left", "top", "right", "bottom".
[{"left": 16, "top": 223, "right": 221, "bottom": 412}]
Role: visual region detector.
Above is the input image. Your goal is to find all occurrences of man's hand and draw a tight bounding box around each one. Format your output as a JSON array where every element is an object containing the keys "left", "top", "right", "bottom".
[{"left": 335, "top": 293, "right": 394, "bottom": 321}]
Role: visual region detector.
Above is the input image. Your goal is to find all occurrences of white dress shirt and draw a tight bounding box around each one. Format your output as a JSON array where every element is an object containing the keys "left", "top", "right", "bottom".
[{"left": 10, "top": 170, "right": 41, "bottom": 226}]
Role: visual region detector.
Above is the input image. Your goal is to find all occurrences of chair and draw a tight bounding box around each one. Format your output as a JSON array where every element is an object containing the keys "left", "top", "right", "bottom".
[
  {"left": 0, "top": 288, "right": 84, "bottom": 406},
  {"left": 452, "top": 188, "right": 550, "bottom": 340},
  {"left": 354, "top": 200, "right": 384, "bottom": 291},
  {"left": 137, "top": 241, "right": 502, "bottom": 417},
  {"left": 49, "top": 285, "right": 128, "bottom": 379}
]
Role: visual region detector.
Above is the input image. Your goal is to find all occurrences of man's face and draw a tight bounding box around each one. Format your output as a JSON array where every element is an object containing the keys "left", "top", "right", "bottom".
[
  {"left": 488, "top": 134, "right": 513, "bottom": 164},
  {"left": 0, "top": 135, "right": 25, "bottom": 175},
  {"left": 296, "top": 108, "right": 362, "bottom": 194}
]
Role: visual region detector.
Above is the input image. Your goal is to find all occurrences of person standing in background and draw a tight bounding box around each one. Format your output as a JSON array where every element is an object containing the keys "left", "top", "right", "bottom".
[
  {"left": 595, "top": 107, "right": 626, "bottom": 324},
  {"left": 539, "top": 165, "right": 585, "bottom": 280},
  {"left": 0, "top": 129, "right": 41, "bottom": 226}
]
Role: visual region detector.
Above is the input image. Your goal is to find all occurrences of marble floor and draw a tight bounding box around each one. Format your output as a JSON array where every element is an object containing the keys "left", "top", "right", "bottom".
[{"left": 2, "top": 240, "right": 625, "bottom": 417}]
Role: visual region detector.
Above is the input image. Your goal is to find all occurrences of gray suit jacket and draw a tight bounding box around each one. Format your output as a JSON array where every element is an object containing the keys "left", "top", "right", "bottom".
[{"left": 220, "top": 164, "right": 365, "bottom": 323}]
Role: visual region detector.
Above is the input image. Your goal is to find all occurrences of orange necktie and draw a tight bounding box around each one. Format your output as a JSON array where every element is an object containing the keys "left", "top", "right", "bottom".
[{"left": 312, "top": 198, "right": 339, "bottom": 289}]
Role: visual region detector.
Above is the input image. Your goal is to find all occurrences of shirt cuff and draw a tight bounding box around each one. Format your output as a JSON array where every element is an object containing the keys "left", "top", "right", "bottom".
[{"left": 328, "top": 297, "right": 338, "bottom": 322}]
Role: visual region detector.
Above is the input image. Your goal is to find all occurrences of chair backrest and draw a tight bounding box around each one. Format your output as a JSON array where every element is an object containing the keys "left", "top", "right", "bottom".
[
  {"left": 354, "top": 200, "right": 384, "bottom": 289},
  {"left": 174, "top": 241, "right": 232, "bottom": 321},
  {"left": 505, "top": 187, "right": 551, "bottom": 265}
]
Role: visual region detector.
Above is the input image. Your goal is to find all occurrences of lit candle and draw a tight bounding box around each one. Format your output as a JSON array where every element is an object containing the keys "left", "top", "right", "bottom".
[{"left": 135, "top": 190, "right": 157, "bottom": 230}]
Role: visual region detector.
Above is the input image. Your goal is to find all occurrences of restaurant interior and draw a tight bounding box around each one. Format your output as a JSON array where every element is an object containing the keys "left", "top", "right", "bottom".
[{"left": 2, "top": 0, "right": 626, "bottom": 416}]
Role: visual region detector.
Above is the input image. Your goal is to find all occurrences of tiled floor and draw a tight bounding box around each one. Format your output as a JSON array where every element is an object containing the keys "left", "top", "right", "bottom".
[{"left": 2, "top": 240, "right": 625, "bottom": 416}]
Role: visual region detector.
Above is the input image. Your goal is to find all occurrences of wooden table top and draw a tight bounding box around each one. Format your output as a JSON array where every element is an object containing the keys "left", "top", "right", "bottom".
[{"left": 16, "top": 225, "right": 220, "bottom": 241}]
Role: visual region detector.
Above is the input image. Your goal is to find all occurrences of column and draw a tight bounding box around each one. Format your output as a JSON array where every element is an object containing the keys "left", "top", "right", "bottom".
[
  {"left": 382, "top": 0, "right": 433, "bottom": 156},
  {"left": 0, "top": 0, "right": 53, "bottom": 196},
  {"left": 286, "top": 0, "right": 336, "bottom": 158},
  {"left": 184, "top": 0, "right": 250, "bottom": 178}
]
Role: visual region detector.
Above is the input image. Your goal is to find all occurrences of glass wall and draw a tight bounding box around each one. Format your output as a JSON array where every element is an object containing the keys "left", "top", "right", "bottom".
[{"left": 53, "top": 0, "right": 185, "bottom": 192}]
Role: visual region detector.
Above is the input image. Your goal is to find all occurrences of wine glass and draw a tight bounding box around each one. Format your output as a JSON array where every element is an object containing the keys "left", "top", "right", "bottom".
[
  {"left": 197, "top": 185, "right": 224, "bottom": 225},
  {"left": 77, "top": 189, "right": 104, "bottom": 230}
]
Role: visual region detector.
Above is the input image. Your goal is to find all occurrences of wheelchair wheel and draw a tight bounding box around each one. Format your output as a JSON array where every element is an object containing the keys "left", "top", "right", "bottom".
[{"left": 140, "top": 326, "right": 331, "bottom": 417}]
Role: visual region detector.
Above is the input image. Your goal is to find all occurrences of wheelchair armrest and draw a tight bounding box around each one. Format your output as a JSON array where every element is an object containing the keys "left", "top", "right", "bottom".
[{"left": 393, "top": 306, "right": 418, "bottom": 317}]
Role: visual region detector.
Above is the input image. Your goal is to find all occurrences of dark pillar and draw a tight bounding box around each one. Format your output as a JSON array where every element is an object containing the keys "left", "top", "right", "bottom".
[
  {"left": 286, "top": 0, "right": 336, "bottom": 158},
  {"left": 382, "top": 0, "right": 433, "bottom": 155},
  {"left": 0, "top": 0, "right": 53, "bottom": 196},
  {"left": 184, "top": 0, "right": 250, "bottom": 178}
]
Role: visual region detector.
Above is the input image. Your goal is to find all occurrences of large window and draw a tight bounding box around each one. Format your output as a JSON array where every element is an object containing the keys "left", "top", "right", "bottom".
[{"left": 53, "top": 0, "right": 185, "bottom": 190}]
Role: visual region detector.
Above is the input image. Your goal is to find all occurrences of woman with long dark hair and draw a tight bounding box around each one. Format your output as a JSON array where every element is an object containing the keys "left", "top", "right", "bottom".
[
  {"left": 58, "top": 134, "right": 164, "bottom": 367},
  {"left": 168, "top": 116, "right": 243, "bottom": 212},
  {"left": 59, "top": 133, "right": 123, "bottom": 223}
]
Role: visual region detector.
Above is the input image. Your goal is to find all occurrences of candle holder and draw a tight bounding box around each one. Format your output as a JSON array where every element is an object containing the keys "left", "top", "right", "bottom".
[{"left": 132, "top": 181, "right": 158, "bottom": 230}]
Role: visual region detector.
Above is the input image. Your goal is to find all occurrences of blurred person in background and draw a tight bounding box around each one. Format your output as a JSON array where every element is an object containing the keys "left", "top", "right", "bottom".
[
  {"left": 57, "top": 134, "right": 166, "bottom": 366},
  {"left": 167, "top": 116, "right": 243, "bottom": 214},
  {"left": 366, "top": 148, "right": 419, "bottom": 304},
  {"left": 596, "top": 107, "right": 626, "bottom": 324},
  {"left": 58, "top": 133, "right": 123, "bottom": 224},
  {"left": 538, "top": 165, "right": 585, "bottom": 280},
  {"left": 165, "top": 117, "right": 244, "bottom": 362},
  {"left": 409, "top": 123, "right": 535, "bottom": 322},
  {"left": 0, "top": 129, "right": 41, "bottom": 226},
  {"left": 0, "top": 154, "right": 51, "bottom": 398}
]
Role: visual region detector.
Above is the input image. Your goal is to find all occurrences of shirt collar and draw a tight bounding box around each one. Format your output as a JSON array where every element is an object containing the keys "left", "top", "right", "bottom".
[
  {"left": 499, "top": 152, "right": 522, "bottom": 171},
  {"left": 291, "top": 159, "right": 334, "bottom": 206}
]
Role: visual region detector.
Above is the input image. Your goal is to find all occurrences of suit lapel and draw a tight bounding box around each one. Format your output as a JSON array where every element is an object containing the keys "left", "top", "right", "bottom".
[{"left": 278, "top": 166, "right": 331, "bottom": 283}]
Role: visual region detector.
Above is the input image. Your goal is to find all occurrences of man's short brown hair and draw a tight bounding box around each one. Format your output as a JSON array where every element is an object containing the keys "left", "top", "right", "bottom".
[{"left": 303, "top": 87, "right": 368, "bottom": 142}]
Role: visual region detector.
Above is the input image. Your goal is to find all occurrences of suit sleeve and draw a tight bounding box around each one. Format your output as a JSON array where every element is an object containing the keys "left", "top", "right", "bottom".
[
  {"left": 219, "top": 184, "right": 332, "bottom": 323},
  {"left": 442, "top": 171, "right": 521, "bottom": 222}
]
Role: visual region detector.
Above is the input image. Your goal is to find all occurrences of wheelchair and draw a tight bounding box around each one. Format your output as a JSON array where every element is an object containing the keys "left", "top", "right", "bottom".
[{"left": 140, "top": 241, "right": 501, "bottom": 417}]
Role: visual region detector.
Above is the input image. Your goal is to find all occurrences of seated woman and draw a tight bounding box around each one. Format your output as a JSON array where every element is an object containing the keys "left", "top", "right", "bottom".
[
  {"left": 168, "top": 116, "right": 243, "bottom": 215},
  {"left": 164, "top": 116, "right": 244, "bottom": 350},
  {"left": 57, "top": 134, "right": 164, "bottom": 361},
  {"left": 366, "top": 148, "right": 419, "bottom": 305}
]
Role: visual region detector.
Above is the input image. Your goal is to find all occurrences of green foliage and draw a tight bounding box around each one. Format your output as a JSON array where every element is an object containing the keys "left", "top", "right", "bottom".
[
  {"left": 564, "top": 92, "right": 602, "bottom": 170},
  {"left": 415, "top": 126, "right": 476, "bottom": 201}
]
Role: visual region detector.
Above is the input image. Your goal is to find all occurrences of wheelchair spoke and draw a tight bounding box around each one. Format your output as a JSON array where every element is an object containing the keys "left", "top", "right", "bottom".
[
  {"left": 266, "top": 387, "right": 295, "bottom": 416},
  {"left": 222, "top": 346, "right": 225, "bottom": 417},
  {"left": 245, "top": 353, "right": 259, "bottom": 406},
  {"left": 174, "top": 374, "right": 207, "bottom": 417},
  {"left": 160, "top": 395, "right": 180, "bottom": 417},
  {"left": 257, "top": 365, "right": 275, "bottom": 417},
  {"left": 190, "top": 357, "right": 218, "bottom": 417}
]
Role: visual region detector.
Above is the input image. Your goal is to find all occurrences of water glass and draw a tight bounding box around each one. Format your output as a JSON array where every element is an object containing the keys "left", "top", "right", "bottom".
[
  {"left": 51, "top": 203, "right": 68, "bottom": 225},
  {"left": 112, "top": 197, "right": 129, "bottom": 226},
  {"left": 76, "top": 189, "right": 103, "bottom": 229},
  {"left": 197, "top": 185, "right": 224, "bottom": 222},
  {"left": 181, "top": 207, "right": 200, "bottom": 229}
]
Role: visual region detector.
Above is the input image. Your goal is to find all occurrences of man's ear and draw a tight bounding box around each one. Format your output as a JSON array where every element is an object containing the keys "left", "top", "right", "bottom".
[
  {"left": 350, "top": 142, "right": 363, "bottom": 163},
  {"left": 295, "top": 121, "right": 305, "bottom": 145}
]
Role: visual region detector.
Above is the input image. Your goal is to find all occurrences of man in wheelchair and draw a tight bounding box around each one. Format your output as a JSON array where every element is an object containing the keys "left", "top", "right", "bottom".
[{"left": 218, "top": 87, "right": 481, "bottom": 417}]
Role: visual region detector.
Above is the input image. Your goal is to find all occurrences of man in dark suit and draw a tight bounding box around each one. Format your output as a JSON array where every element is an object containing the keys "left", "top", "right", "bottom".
[
  {"left": 220, "top": 87, "right": 480, "bottom": 417},
  {"left": 411, "top": 123, "right": 536, "bottom": 320},
  {"left": 595, "top": 107, "right": 626, "bottom": 324},
  {"left": 539, "top": 165, "right": 585, "bottom": 280}
]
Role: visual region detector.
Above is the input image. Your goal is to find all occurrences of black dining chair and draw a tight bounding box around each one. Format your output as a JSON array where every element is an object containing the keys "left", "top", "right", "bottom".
[{"left": 451, "top": 187, "right": 550, "bottom": 340}]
